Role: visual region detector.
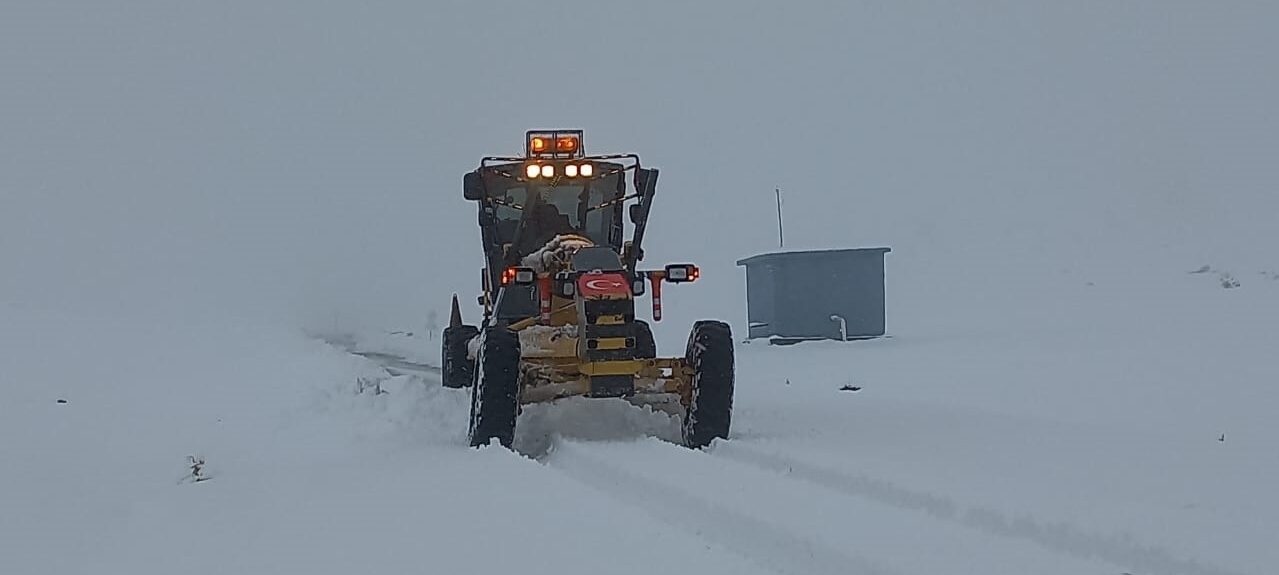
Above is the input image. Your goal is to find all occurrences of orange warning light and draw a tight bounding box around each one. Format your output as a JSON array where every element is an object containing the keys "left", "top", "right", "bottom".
[
  {"left": 556, "top": 136, "right": 578, "bottom": 153},
  {"left": 526, "top": 130, "right": 584, "bottom": 158}
]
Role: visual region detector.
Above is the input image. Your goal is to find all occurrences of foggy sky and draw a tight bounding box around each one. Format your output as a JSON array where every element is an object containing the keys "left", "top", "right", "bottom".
[{"left": 3, "top": 1, "right": 1276, "bottom": 342}]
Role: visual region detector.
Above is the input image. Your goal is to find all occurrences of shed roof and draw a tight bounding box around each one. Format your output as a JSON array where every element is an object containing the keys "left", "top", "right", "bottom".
[{"left": 736, "top": 247, "right": 891, "bottom": 267}]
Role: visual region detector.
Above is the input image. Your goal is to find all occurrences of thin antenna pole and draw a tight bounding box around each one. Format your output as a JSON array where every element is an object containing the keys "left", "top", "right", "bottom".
[{"left": 775, "top": 187, "right": 785, "bottom": 248}]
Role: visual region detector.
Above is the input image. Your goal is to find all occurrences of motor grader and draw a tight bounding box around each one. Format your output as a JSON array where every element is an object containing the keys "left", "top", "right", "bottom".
[{"left": 442, "top": 130, "right": 734, "bottom": 450}]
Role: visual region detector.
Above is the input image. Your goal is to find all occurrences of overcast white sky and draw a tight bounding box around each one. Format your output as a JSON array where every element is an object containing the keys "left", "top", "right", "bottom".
[{"left": 2, "top": 1, "right": 1275, "bottom": 339}]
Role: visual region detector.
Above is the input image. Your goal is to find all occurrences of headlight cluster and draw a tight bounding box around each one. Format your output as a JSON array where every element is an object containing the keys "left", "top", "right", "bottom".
[{"left": 525, "top": 163, "right": 594, "bottom": 179}]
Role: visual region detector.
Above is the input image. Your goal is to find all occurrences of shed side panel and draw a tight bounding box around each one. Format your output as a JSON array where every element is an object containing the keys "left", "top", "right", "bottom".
[{"left": 772, "top": 251, "right": 887, "bottom": 339}]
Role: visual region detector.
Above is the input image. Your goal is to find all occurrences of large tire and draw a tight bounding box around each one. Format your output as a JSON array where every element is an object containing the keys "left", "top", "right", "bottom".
[
  {"left": 633, "top": 320, "right": 657, "bottom": 359},
  {"left": 682, "top": 321, "right": 735, "bottom": 449},
  {"left": 441, "top": 325, "right": 480, "bottom": 388},
  {"left": 467, "top": 327, "right": 521, "bottom": 448}
]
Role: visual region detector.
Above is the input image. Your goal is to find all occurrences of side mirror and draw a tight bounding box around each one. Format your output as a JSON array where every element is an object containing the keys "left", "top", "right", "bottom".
[
  {"left": 629, "top": 204, "right": 643, "bottom": 224},
  {"left": 664, "top": 264, "right": 700, "bottom": 283},
  {"left": 463, "top": 171, "right": 485, "bottom": 201}
]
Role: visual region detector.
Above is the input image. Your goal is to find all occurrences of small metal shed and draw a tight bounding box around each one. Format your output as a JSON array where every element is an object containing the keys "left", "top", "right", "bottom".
[{"left": 736, "top": 247, "right": 891, "bottom": 342}]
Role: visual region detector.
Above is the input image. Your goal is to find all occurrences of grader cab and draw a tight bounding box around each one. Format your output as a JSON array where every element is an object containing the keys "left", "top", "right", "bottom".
[{"left": 442, "top": 130, "right": 734, "bottom": 449}]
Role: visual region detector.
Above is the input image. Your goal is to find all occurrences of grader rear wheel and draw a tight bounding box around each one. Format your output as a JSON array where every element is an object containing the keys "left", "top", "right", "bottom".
[{"left": 441, "top": 324, "right": 479, "bottom": 389}]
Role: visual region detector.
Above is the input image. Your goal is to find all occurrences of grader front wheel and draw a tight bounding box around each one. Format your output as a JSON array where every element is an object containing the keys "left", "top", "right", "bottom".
[
  {"left": 467, "top": 327, "right": 521, "bottom": 448},
  {"left": 682, "top": 321, "right": 735, "bottom": 449}
]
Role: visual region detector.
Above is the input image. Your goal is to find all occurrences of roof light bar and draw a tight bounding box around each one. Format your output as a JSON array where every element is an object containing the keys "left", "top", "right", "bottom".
[{"left": 526, "top": 130, "right": 584, "bottom": 159}]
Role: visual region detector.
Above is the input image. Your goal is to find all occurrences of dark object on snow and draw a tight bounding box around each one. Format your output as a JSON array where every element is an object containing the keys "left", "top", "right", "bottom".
[
  {"left": 737, "top": 248, "right": 890, "bottom": 343},
  {"left": 838, "top": 385, "right": 862, "bottom": 392},
  {"left": 187, "top": 456, "right": 210, "bottom": 483},
  {"left": 55, "top": 399, "right": 68, "bottom": 404}
]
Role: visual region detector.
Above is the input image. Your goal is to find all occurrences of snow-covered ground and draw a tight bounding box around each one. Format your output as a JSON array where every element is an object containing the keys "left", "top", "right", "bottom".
[
  {"left": 0, "top": 306, "right": 765, "bottom": 574},
  {"left": 4, "top": 263, "right": 1275, "bottom": 575}
]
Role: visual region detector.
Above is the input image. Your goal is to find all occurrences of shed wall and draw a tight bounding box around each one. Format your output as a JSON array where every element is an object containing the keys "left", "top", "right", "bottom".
[{"left": 738, "top": 248, "right": 888, "bottom": 340}]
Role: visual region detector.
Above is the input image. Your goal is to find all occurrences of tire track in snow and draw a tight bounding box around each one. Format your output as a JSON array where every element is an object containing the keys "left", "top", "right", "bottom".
[
  {"left": 331, "top": 335, "right": 1240, "bottom": 575},
  {"left": 710, "top": 442, "right": 1245, "bottom": 575},
  {"left": 547, "top": 440, "right": 901, "bottom": 575},
  {"left": 319, "top": 335, "right": 441, "bottom": 377}
]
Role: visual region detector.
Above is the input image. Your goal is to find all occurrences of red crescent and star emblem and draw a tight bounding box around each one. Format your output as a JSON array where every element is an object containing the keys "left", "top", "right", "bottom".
[
  {"left": 585, "top": 279, "right": 625, "bottom": 290},
  {"left": 577, "top": 273, "right": 630, "bottom": 298}
]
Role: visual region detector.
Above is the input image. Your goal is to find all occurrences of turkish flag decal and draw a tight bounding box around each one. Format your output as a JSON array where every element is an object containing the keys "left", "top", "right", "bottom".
[{"left": 577, "top": 273, "right": 630, "bottom": 298}]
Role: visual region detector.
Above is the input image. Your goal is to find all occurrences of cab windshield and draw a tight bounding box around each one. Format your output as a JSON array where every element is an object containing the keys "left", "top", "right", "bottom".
[{"left": 483, "top": 167, "right": 623, "bottom": 254}]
